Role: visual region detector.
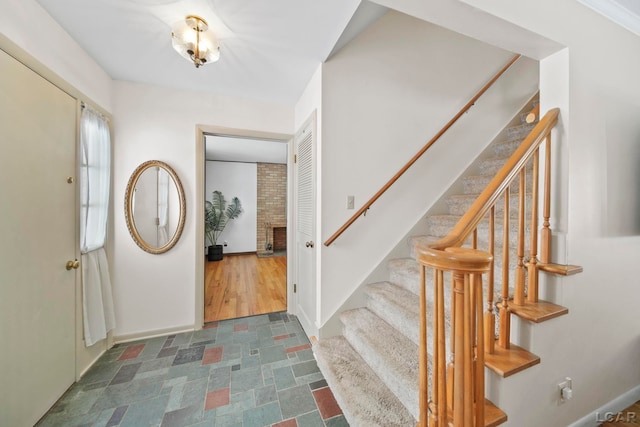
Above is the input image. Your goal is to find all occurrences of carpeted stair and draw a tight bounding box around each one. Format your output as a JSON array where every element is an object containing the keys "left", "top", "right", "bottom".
[{"left": 313, "top": 112, "right": 537, "bottom": 426}]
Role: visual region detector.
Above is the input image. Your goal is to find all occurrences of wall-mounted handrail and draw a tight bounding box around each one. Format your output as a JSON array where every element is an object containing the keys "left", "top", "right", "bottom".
[{"left": 324, "top": 54, "right": 522, "bottom": 247}]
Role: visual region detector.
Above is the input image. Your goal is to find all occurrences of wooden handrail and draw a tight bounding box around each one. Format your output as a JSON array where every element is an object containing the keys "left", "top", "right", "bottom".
[
  {"left": 323, "top": 54, "right": 522, "bottom": 247},
  {"left": 425, "top": 108, "right": 559, "bottom": 252}
]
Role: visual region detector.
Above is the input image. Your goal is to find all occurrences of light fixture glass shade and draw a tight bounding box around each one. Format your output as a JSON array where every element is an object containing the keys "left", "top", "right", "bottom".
[{"left": 171, "top": 15, "right": 220, "bottom": 68}]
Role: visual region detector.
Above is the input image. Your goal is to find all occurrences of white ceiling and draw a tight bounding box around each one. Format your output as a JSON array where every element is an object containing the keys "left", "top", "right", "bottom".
[
  {"left": 205, "top": 135, "right": 288, "bottom": 164},
  {"left": 35, "top": 0, "right": 386, "bottom": 106}
]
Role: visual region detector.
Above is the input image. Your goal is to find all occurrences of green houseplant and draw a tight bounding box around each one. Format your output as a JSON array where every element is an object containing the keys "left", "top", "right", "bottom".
[{"left": 205, "top": 190, "right": 243, "bottom": 261}]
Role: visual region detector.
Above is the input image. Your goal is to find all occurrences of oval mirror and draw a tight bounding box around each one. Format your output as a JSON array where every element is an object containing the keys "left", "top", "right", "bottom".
[{"left": 124, "top": 160, "right": 186, "bottom": 254}]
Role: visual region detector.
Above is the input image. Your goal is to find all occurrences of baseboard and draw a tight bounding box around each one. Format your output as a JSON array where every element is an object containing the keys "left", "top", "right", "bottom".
[
  {"left": 113, "top": 324, "right": 195, "bottom": 344},
  {"left": 568, "top": 384, "right": 640, "bottom": 427}
]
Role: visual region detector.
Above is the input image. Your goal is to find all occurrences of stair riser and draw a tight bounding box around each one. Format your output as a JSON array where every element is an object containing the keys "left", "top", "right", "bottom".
[
  {"left": 492, "top": 139, "right": 522, "bottom": 157},
  {"left": 388, "top": 259, "right": 522, "bottom": 315},
  {"left": 507, "top": 123, "right": 535, "bottom": 140},
  {"left": 427, "top": 218, "right": 532, "bottom": 246},
  {"left": 446, "top": 193, "right": 533, "bottom": 216},
  {"left": 365, "top": 288, "right": 452, "bottom": 358},
  {"left": 342, "top": 322, "right": 420, "bottom": 419},
  {"left": 462, "top": 172, "right": 531, "bottom": 194},
  {"left": 479, "top": 156, "right": 534, "bottom": 177}
]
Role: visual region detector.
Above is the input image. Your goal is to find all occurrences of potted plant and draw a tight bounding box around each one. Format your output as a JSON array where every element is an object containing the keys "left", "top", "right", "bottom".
[{"left": 205, "top": 190, "right": 243, "bottom": 261}]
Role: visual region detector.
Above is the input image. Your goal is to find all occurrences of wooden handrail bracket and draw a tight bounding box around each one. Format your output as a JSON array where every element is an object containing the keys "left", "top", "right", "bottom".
[{"left": 324, "top": 54, "right": 522, "bottom": 247}]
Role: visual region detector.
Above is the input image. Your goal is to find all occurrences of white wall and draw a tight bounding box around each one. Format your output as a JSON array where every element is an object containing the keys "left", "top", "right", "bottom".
[
  {"left": 318, "top": 10, "right": 538, "bottom": 330},
  {"left": 0, "top": 0, "right": 112, "bottom": 111},
  {"left": 0, "top": 0, "right": 115, "bottom": 377},
  {"left": 399, "top": 0, "right": 640, "bottom": 425},
  {"left": 112, "top": 81, "right": 291, "bottom": 338},
  {"left": 205, "top": 161, "right": 257, "bottom": 253}
]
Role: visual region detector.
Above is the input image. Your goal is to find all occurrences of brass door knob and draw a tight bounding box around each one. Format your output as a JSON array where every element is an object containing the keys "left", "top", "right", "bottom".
[
  {"left": 66, "top": 259, "right": 80, "bottom": 270},
  {"left": 305, "top": 241, "right": 314, "bottom": 248}
]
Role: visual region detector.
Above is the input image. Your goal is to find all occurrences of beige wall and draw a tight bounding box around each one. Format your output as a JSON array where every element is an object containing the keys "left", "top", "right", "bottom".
[
  {"left": 318, "top": 10, "right": 538, "bottom": 332},
  {"left": 376, "top": 0, "right": 640, "bottom": 425},
  {"left": 111, "top": 81, "right": 292, "bottom": 339}
]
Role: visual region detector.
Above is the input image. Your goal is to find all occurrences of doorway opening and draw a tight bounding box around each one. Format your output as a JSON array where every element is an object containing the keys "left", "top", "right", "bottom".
[{"left": 203, "top": 133, "right": 290, "bottom": 322}]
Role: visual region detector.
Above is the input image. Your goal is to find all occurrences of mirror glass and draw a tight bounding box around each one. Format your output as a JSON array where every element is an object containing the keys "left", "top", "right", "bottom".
[{"left": 125, "top": 160, "right": 186, "bottom": 254}]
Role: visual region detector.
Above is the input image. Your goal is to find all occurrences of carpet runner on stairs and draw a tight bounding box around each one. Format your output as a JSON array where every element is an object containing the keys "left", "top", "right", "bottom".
[{"left": 313, "top": 116, "right": 537, "bottom": 426}]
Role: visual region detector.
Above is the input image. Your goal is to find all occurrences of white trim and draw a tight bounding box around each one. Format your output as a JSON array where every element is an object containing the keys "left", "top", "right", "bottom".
[
  {"left": 568, "top": 384, "right": 640, "bottom": 427},
  {"left": 577, "top": 0, "right": 640, "bottom": 36},
  {"left": 113, "top": 324, "right": 195, "bottom": 344},
  {"left": 195, "top": 125, "right": 293, "bottom": 329}
]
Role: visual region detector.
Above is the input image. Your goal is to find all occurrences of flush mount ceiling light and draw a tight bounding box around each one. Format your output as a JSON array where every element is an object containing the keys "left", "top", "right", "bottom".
[{"left": 171, "top": 15, "right": 220, "bottom": 68}]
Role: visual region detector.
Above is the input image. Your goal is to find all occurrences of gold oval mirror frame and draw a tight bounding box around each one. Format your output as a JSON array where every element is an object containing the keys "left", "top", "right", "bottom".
[{"left": 124, "top": 160, "right": 186, "bottom": 254}]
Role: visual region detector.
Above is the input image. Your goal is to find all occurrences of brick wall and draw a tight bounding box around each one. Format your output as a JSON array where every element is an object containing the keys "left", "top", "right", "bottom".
[{"left": 256, "top": 163, "right": 287, "bottom": 255}]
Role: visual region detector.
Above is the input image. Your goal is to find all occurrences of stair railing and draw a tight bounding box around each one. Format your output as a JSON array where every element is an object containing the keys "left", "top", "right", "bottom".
[
  {"left": 419, "top": 247, "right": 492, "bottom": 427},
  {"left": 323, "top": 54, "right": 522, "bottom": 247},
  {"left": 416, "top": 108, "right": 560, "bottom": 426}
]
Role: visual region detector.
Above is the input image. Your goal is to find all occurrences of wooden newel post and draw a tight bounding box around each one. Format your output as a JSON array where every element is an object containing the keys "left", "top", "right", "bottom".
[{"left": 417, "top": 247, "right": 492, "bottom": 427}]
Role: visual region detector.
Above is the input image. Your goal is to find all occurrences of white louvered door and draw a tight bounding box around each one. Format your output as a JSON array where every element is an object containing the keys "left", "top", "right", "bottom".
[{"left": 295, "top": 112, "right": 317, "bottom": 336}]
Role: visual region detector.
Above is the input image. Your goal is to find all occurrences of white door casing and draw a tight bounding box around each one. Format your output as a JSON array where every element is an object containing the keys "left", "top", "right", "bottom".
[
  {"left": 294, "top": 112, "right": 318, "bottom": 337},
  {"left": 0, "top": 49, "right": 77, "bottom": 426}
]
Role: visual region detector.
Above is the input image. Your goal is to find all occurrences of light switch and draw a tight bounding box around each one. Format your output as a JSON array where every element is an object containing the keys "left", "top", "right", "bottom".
[{"left": 347, "top": 195, "right": 355, "bottom": 209}]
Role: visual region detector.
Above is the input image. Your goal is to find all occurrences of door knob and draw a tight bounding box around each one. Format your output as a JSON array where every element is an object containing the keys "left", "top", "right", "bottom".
[
  {"left": 66, "top": 259, "right": 80, "bottom": 270},
  {"left": 305, "top": 241, "right": 314, "bottom": 248}
]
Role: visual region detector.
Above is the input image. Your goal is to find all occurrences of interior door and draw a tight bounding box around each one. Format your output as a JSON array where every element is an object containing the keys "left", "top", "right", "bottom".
[
  {"left": 0, "top": 49, "right": 77, "bottom": 426},
  {"left": 295, "top": 112, "right": 317, "bottom": 337}
]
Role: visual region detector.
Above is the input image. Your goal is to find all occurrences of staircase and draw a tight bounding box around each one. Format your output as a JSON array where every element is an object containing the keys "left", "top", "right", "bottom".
[{"left": 313, "top": 108, "right": 575, "bottom": 426}]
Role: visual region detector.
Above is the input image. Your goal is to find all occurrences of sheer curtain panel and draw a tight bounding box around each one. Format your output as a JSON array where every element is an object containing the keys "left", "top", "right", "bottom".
[{"left": 80, "top": 106, "right": 115, "bottom": 346}]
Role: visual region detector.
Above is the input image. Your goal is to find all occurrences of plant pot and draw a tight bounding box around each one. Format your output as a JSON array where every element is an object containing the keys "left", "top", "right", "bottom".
[{"left": 207, "top": 245, "right": 223, "bottom": 261}]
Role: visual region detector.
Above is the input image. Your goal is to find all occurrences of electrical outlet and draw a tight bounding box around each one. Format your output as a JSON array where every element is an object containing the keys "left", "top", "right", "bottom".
[
  {"left": 347, "top": 195, "right": 355, "bottom": 209},
  {"left": 223, "top": 241, "right": 228, "bottom": 247}
]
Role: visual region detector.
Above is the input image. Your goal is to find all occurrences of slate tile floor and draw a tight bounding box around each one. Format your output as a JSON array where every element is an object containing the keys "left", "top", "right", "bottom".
[{"left": 37, "top": 312, "right": 349, "bottom": 427}]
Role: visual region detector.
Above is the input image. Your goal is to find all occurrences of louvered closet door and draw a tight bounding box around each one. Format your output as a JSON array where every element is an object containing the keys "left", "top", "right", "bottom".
[
  {"left": 295, "top": 112, "right": 317, "bottom": 337},
  {"left": 0, "top": 48, "right": 77, "bottom": 426}
]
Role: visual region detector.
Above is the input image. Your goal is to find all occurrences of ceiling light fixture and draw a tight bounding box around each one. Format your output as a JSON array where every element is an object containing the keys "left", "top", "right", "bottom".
[{"left": 171, "top": 15, "right": 220, "bottom": 68}]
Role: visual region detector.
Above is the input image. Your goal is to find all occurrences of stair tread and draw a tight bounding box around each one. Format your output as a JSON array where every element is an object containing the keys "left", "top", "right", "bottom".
[
  {"left": 366, "top": 281, "right": 421, "bottom": 345},
  {"left": 341, "top": 307, "right": 419, "bottom": 419},
  {"left": 313, "top": 336, "right": 416, "bottom": 427}
]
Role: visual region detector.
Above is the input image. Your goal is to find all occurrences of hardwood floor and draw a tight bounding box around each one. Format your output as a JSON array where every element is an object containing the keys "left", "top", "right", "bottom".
[{"left": 204, "top": 253, "right": 287, "bottom": 322}]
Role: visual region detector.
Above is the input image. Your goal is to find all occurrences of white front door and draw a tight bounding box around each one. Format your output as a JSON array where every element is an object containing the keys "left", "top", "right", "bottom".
[
  {"left": 294, "top": 112, "right": 318, "bottom": 337},
  {"left": 0, "top": 49, "right": 77, "bottom": 426}
]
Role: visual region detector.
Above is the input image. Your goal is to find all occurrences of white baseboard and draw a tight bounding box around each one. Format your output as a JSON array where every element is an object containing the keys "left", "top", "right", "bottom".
[
  {"left": 568, "top": 384, "right": 640, "bottom": 427},
  {"left": 114, "top": 324, "right": 196, "bottom": 344}
]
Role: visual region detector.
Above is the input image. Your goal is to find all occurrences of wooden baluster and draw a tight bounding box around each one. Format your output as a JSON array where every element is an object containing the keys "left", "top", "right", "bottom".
[
  {"left": 498, "top": 189, "right": 510, "bottom": 349},
  {"left": 432, "top": 269, "right": 447, "bottom": 427},
  {"left": 447, "top": 272, "right": 455, "bottom": 415},
  {"left": 472, "top": 228, "right": 478, "bottom": 249},
  {"left": 528, "top": 149, "right": 540, "bottom": 303},
  {"left": 484, "top": 207, "right": 495, "bottom": 354},
  {"left": 419, "top": 265, "right": 428, "bottom": 427},
  {"left": 541, "top": 134, "right": 552, "bottom": 263},
  {"left": 463, "top": 273, "right": 473, "bottom": 427},
  {"left": 452, "top": 270, "right": 468, "bottom": 426},
  {"left": 474, "top": 274, "right": 485, "bottom": 427},
  {"left": 513, "top": 168, "right": 526, "bottom": 306}
]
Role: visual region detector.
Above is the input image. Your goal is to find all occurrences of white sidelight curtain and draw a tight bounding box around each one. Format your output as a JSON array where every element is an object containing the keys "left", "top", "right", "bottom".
[{"left": 80, "top": 106, "right": 115, "bottom": 346}]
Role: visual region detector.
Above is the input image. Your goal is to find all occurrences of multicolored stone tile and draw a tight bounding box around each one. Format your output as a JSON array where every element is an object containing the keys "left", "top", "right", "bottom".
[{"left": 36, "top": 312, "right": 348, "bottom": 427}]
